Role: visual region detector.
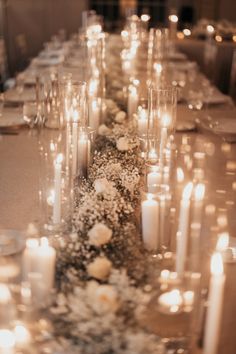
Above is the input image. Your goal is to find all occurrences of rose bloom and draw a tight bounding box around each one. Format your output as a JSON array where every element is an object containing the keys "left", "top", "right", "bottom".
[
  {"left": 87, "top": 257, "right": 112, "bottom": 280},
  {"left": 116, "top": 137, "right": 129, "bottom": 151},
  {"left": 88, "top": 222, "right": 112, "bottom": 246}
]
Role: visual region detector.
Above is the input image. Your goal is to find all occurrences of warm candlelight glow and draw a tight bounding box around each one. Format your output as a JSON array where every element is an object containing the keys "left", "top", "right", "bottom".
[
  {"left": 207, "top": 25, "right": 214, "bottom": 34},
  {"left": 176, "top": 167, "right": 184, "bottom": 182},
  {"left": 158, "top": 289, "right": 183, "bottom": 313},
  {"left": 194, "top": 183, "right": 205, "bottom": 201},
  {"left": 177, "top": 31, "right": 185, "bottom": 39},
  {"left": 182, "top": 182, "right": 193, "bottom": 200},
  {"left": 183, "top": 290, "right": 194, "bottom": 306},
  {"left": 40, "top": 237, "right": 49, "bottom": 248},
  {"left": 14, "top": 324, "right": 31, "bottom": 346},
  {"left": 161, "top": 113, "right": 171, "bottom": 127},
  {"left": 141, "top": 14, "right": 150, "bottom": 22},
  {"left": 0, "top": 330, "right": 15, "bottom": 349},
  {"left": 47, "top": 189, "right": 55, "bottom": 206},
  {"left": 154, "top": 62, "right": 163, "bottom": 75},
  {"left": 215, "top": 35, "right": 222, "bottom": 43},
  {"left": 55, "top": 153, "right": 63, "bottom": 165},
  {"left": 169, "top": 14, "right": 178, "bottom": 23},
  {"left": 0, "top": 284, "right": 11, "bottom": 304},
  {"left": 216, "top": 233, "right": 229, "bottom": 252},
  {"left": 183, "top": 28, "right": 191, "bottom": 36},
  {"left": 26, "top": 238, "right": 39, "bottom": 249},
  {"left": 211, "top": 253, "right": 224, "bottom": 276},
  {"left": 72, "top": 110, "right": 79, "bottom": 122}
]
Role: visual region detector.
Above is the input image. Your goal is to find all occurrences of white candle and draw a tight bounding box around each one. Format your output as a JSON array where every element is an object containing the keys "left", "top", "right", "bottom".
[
  {"left": 72, "top": 115, "right": 78, "bottom": 177},
  {"left": 89, "top": 98, "right": 100, "bottom": 131},
  {"left": 77, "top": 130, "right": 88, "bottom": 178},
  {"left": 53, "top": 153, "right": 63, "bottom": 225},
  {"left": 176, "top": 182, "right": 193, "bottom": 275},
  {"left": 128, "top": 85, "right": 138, "bottom": 119},
  {"left": 203, "top": 253, "right": 225, "bottom": 354},
  {"left": 147, "top": 170, "right": 162, "bottom": 193},
  {"left": 192, "top": 183, "right": 205, "bottom": 224},
  {"left": 23, "top": 237, "right": 56, "bottom": 302},
  {"left": 0, "top": 329, "right": 15, "bottom": 354},
  {"left": 137, "top": 107, "right": 148, "bottom": 136},
  {"left": 141, "top": 194, "right": 159, "bottom": 251}
]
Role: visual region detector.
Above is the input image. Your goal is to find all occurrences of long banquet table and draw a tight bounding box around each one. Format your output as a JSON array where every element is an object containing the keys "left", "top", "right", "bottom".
[{"left": 0, "top": 34, "right": 236, "bottom": 354}]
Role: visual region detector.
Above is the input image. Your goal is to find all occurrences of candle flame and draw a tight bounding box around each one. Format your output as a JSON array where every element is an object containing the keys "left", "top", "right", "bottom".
[
  {"left": 47, "top": 190, "right": 55, "bottom": 206},
  {"left": 14, "top": 324, "right": 31, "bottom": 345},
  {"left": 40, "top": 237, "right": 49, "bottom": 248},
  {"left": 207, "top": 25, "right": 214, "bottom": 34},
  {"left": 183, "top": 28, "right": 191, "bottom": 36},
  {"left": 194, "top": 183, "right": 205, "bottom": 201},
  {"left": 138, "top": 107, "right": 147, "bottom": 120},
  {"left": 169, "top": 14, "right": 178, "bottom": 23},
  {"left": 147, "top": 193, "right": 154, "bottom": 201},
  {"left": 141, "top": 14, "right": 150, "bottom": 22},
  {"left": 216, "top": 232, "right": 229, "bottom": 251},
  {"left": 0, "top": 329, "right": 15, "bottom": 348},
  {"left": 162, "top": 113, "right": 171, "bottom": 127},
  {"left": 72, "top": 110, "right": 79, "bottom": 122},
  {"left": 160, "top": 269, "right": 170, "bottom": 280},
  {"left": 211, "top": 252, "right": 224, "bottom": 276},
  {"left": 0, "top": 284, "right": 11, "bottom": 303},
  {"left": 182, "top": 182, "right": 193, "bottom": 200},
  {"left": 177, "top": 167, "right": 184, "bottom": 182},
  {"left": 154, "top": 62, "right": 163, "bottom": 74},
  {"left": 26, "top": 238, "right": 39, "bottom": 249},
  {"left": 55, "top": 153, "right": 63, "bottom": 164}
]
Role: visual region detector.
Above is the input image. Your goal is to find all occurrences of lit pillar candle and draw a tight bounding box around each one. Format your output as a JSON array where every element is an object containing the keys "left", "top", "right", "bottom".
[
  {"left": 176, "top": 182, "right": 193, "bottom": 275},
  {"left": 23, "top": 237, "right": 56, "bottom": 301},
  {"left": 53, "top": 153, "right": 63, "bottom": 225},
  {"left": 0, "top": 284, "right": 12, "bottom": 326},
  {"left": 147, "top": 168, "right": 162, "bottom": 193},
  {"left": 128, "top": 85, "right": 138, "bottom": 119},
  {"left": 89, "top": 98, "right": 100, "bottom": 131},
  {"left": 137, "top": 107, "right": 148, "bottom": 136},
  {"left": 141, "top": 193, "right": 159, "bottom": 251},
  {"left": 77, "top": 130, "right": 88, "bottom": 178},
  {"left": 203, "top": 253, "right": 225, "bottom": 354},
  {"left": 72, "top": 111, "right": 79, "bottom": 177}
]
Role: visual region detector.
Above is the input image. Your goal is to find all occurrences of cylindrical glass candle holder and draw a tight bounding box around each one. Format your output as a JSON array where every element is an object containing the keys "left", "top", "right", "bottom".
[{"left": 147, "top": 86, "right": 177, "bottom": 166}]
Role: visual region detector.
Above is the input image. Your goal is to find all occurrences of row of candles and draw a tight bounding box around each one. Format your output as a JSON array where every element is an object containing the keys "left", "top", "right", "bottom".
[
  {"left": 41, "top": 15, "right": 107, "bottom": 229},
  {"left": 121, "top": 16, "right": 228, "bottom": 354}
]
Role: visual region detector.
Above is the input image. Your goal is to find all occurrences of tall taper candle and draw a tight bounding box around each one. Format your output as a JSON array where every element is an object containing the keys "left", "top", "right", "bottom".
[{"left": 203, "top": 253, "right": 225, "bottom": 354}]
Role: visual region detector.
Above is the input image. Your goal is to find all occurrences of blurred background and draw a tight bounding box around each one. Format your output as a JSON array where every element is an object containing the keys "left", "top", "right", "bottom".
[{"left": 0, "top": 0, "right": 236, "bottom": 87}]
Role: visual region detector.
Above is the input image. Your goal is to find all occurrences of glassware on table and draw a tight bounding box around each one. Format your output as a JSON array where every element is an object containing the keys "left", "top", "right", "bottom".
[
  {"left": 23, "top": 102, "right": 38, "bottom": 128},
  {"left": 187, "top": 90, "right": 203, "bottom": 111},
  {"left": 147, "top": 86, "right": 177, "bottom": 166},
  {"left": 141, "top": 186, "right": 172, "bottom": 256}
]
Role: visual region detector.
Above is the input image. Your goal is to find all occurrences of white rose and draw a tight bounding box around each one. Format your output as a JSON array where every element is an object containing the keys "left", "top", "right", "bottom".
[
  {"left": 98, "top": 124, "right": 111, "bottom": 136},
  {"left": 116, "top": 137, "right": 129, "bottom": 151},
  {"left": 87, "top": 257, "right": 112, "bottom": 280},
  {"left": 110, "top": 106, "right": 120, "bottom": 115},
  {"left": 94, "top": 178, "right": 112, "bottom": 194},
  {"left": 92, "top": 284, "right": 119, "bottom": 314},
  {"left": 115, "top": 111, "right": 126, "bottom": 123},
  {"left": 88, "top": 222, "right": 112, "bottom": 246}
]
